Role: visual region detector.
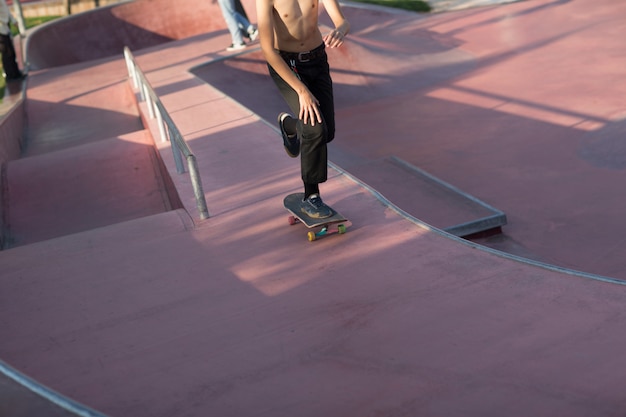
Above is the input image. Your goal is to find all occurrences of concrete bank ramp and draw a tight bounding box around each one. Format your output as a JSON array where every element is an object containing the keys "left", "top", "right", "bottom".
[{"left": 4, "top": 0, "right": 626, "bottom": 416}]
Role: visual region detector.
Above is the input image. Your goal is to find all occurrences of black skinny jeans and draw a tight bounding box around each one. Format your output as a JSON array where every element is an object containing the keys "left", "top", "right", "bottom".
[{"left": 268, "top": 45, "right": 335, "bottom": 185}]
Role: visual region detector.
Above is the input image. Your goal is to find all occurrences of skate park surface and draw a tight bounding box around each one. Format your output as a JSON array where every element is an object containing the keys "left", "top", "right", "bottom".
[{"left": 2, "top": 0, "right": 626, "bottom": 415}]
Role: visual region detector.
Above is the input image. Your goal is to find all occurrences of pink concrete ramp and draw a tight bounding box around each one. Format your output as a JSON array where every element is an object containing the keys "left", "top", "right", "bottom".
[
  {"left": 3, "top": 0, "right": 626, "bottom": 416},
  {"left": 195, "top": 0, "right": 626, "bottom": 278}
]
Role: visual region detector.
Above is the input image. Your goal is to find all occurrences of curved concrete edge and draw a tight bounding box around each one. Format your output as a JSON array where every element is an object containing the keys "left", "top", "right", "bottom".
[
  {"left": 21, "top": 1, "right": 133, "bottom": 70},
  {"left": 0, "top": 360, "right": 109, "bottom": 417},
  {"left": 328, "top": 160, "right": 626, "bottom": 286},
  {"left": 178, "top": 41, "right": 626, "bottom": 287}
]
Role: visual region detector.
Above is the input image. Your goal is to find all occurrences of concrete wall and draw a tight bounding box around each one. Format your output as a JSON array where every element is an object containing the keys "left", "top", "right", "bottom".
[
  {"left": 25, "top": 0, "right": 225, "bottom": 70},
  {"left": 0, "top": 93, "right": 25, "bottom": 166},
  {"left": 15, "top": 0, "right": 127, "bottom": 18},
  {"left": 0, "top": 89, "right": 25, "bottom": 249}
]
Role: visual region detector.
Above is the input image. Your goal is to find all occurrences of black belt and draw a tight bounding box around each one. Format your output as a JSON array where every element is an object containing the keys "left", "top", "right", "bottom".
[{"left": 278, "top": 44, "right": 326, "bottom": 63}]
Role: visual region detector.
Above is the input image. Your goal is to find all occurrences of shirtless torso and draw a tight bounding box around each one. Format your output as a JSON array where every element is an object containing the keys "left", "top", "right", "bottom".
[{"left": 270, "top": 0, "right": 324, "bottom": 52}]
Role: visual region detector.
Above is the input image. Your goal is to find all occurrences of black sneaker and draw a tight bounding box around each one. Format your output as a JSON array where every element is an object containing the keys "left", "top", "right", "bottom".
[
  {"left": 301, "top": 194, "right": 333, "bottom": 219},
  {"left": 278, "top": 112, "right": 300, "bottom": 158}
]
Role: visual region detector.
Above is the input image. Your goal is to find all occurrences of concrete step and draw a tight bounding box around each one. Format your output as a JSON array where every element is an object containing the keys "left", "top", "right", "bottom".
[
  {"left": 2, "top": 130, "right": 179, "bottom": 248},
  {"left": 329, "top": 149, "right": 506, "bottom": 237}
]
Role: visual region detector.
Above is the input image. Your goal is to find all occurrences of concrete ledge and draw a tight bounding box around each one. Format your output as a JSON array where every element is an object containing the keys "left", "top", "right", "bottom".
[{"left": 389, "top": 156, "right": 507, "bottom": 237}]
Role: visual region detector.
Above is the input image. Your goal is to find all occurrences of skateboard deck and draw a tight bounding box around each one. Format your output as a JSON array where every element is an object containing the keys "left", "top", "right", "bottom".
[{"left": 283, "top": 193, "right": 351, "bottom": 241}]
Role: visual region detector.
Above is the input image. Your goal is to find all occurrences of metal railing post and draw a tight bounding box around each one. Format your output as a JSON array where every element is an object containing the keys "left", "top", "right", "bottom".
[
  {"left": 171, "top": 133, "right": 186, "bottom": 174},
  {"left": 144, "top": 85, "right": 154, "bottom": 119},
  {"left": 156, "top": 110, "right": 167, "bottom": 143},
  {"left": 187, "top": 155, "right": 210, "bottom": 219},
  {"left": 123, "top": 48, "right": 138, "bottom": 89},
  {"left": 124, "top": 47, "right": 210, "bottom": 220}
]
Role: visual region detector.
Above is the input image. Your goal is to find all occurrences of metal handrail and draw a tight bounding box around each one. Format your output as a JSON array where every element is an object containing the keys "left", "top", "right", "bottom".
[
  {"left": 0, "top": 359, "right": 110, "bottom": 417},
  {"left": 123, "top": 47, "right": 209, "bottom": 220}
]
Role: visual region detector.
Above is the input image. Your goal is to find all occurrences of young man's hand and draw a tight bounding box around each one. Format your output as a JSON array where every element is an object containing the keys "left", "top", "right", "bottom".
[
  {"left": 298, "top": 89, "right": 322, "bottom": 126},
  {"left": 324, "top": 29, "right": 346, "bottom": 48}
]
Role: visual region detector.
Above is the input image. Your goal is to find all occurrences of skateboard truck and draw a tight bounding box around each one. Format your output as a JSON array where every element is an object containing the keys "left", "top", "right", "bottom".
[{"left": 287, "top": 215, "right": 349, "bottom": 241}]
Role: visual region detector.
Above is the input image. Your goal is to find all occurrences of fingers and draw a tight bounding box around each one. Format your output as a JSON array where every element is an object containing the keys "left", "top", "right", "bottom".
[
  {"left": 298, "top": 94, "right": 321, "bottom": 126},
  {"left": 324, "top": 29, "right": 345, "bottom": 48},
  {"left": 299, "top": 106, "right": 308, "bottom": 125},
  {"left": 313, "top": 105, "right": 323, "bottom": 125},
  {"left": 299, "top": 105, "right": 322, "bottom": 126}
]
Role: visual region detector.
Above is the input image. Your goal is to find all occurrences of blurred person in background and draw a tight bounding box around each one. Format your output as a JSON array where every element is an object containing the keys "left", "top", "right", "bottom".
[
  {"left": 0, "top": 0, "right": 25, "bottom": 81},
  {"left": 218, "top": 0, "right": 258, "bottom": 51}
]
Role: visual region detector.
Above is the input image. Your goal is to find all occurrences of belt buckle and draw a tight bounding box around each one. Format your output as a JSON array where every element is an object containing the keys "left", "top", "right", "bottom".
[{"left": 298, "top": 51, "right": 310, "bottom": 63}]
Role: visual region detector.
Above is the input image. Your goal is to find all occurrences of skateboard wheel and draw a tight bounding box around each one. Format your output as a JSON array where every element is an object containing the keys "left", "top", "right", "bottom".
[
  {"left": 307, "top": 231, "right": 316, "bottom": 242},
  {"left": 288, "top": 215, "right": 297, "bottom": 225},
  {"left": 338, "top": 224, "right": 346, "bottom": 234}
]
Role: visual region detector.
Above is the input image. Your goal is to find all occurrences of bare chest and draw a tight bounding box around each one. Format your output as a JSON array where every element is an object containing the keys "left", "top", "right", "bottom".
[{"left": 272, "top": 0, "right": 322, "bottom": 49}]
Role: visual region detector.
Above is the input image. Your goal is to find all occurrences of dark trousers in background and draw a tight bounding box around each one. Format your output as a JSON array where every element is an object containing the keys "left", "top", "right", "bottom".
[
  {"left": 235, "top": 0, "right": 250, "bottom": 40},
  {"left": 0, "top": 33, "right": 21, "bottom": 79}
]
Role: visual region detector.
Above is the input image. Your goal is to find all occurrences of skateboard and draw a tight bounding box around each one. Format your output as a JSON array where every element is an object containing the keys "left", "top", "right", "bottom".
[{"left": 283, "top": 193, "right": 351, "bottom": 241}]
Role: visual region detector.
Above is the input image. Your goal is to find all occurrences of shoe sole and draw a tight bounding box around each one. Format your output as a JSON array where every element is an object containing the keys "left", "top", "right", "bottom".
[{"left": 278, "top": 113, "right": 300, "bottom": 158}]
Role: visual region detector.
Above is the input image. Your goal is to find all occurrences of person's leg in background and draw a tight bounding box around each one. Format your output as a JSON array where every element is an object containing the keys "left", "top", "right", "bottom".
[
  {"left": 217, "top": 0, "right": 246, "bottom": 50},
  {"left": 0, "top": 33, "right": 23, "bottom": 80}
]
